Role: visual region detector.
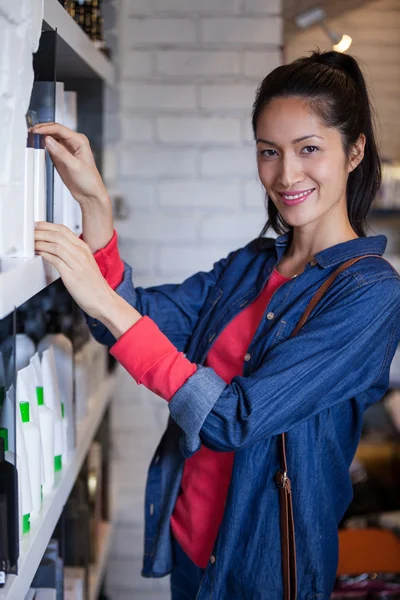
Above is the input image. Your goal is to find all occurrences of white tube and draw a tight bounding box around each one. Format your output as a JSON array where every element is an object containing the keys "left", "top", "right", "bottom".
[
  {"left": 33, "top": 134, "right": 47, "bottom": 222},
  {"left": 38, "top": 335, "right": 74, "bottom": 458},
  {"left": 41, "top": 347, "right": 63, "bottom": 472},
  {"left": 30, "top": 353, "right": 55, "bottom": 494},
  {"left": 0, "top": 426, "right": 16, "bottom": 465},
  {"left": 0, "top": 385, "right": 15, "bottom": 453},
  {"left": 17, "top": 141, "right": 35, "bottom": 258},
  {"left": 18, "top": 397, "right": 41, "bottom": 518},
  {"left": 16, "top": 411, "right": 32, "bottom": 537},
  {"left": 18, "top": 366, "right": 45, "bottom": 487}
]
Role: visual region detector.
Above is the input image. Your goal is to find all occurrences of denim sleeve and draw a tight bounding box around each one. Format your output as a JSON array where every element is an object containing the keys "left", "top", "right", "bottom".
[
  {"left": 169, "top": 277, "right": 400, "bottom": 454},
  {"left": 85, "top": 248, "right": 238, "bottom": 352}
]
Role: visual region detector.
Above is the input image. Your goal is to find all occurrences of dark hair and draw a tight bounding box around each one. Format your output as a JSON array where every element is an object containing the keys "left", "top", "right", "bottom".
[{"left": 252, "top": 49, "right": 381, "bottom": 239}]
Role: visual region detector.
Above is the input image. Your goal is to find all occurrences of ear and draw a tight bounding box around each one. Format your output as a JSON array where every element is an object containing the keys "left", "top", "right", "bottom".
[{"left": 348, "top": 134, "right": 366, "bottom": 173}]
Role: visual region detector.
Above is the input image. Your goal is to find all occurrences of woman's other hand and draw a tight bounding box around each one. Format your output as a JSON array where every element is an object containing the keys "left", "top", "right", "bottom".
[
  {"left": 31, "top": 123, "right": 114, "bottom": 253},
  {"left": 30, "top": 122, "right": 108, "bottom": 208},
  {"left": 35, "top": 222, "right": 142, "bottom": 337}
]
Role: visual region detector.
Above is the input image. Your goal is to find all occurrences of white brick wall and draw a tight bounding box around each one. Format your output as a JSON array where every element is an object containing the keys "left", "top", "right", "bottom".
[
  {"left": 113, "top": 0, "right": 283, "bottom": 283},
  {"left": 106, "top": 1, "right": 282, "bottom": 596},
  {"left": 0, "top": 0, "right": 43, "bottom": 256}
]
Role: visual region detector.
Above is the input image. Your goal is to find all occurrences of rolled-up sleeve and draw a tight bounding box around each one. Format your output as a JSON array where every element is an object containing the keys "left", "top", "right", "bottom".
[
  {"left": 110, "top": 316, "right": 197, "bottom": 401},
  {"left": 169, "top": 277, "right": 400, "bottom": 455}
]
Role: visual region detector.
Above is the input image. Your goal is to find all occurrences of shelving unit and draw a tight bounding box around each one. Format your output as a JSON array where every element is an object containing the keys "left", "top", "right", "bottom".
[
  {"left": 43, "top": 0, "right": 116, "bottom": 85},
  {"left": 0, "top": 256, "right": 60, "bottom": 321},
  {"left": 0, "top": 370, "right": 119, "bottom": 600},
  {"left": 0, "top": 0, "right": 116, "bottom": 322}
]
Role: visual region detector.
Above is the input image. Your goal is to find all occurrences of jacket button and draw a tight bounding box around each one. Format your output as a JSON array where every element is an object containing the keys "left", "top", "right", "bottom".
[
  {"left": 244, "top": 353, "right": 251, "bottom": 362},
  {"left": 310, "top": 259, "right": 317, "bottom": 267},
  {"left": 210, "top": 555, "right": 216, "bottom": 564},
  {"left": 266, "top": 312, "right": 275, "bottom": 321}
]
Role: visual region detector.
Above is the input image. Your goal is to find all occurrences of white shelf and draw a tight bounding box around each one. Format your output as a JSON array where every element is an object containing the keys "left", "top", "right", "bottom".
[
  {"left": 89, "top": 521, "right": 114, "bottom": 600},
  {"left": 43, "top": 0, "right": 116, "bottom": 85},
  {"left": 0, "top": 255, "right": 60, "bottom": 320},
  {"left": 0, "top": 371, "right": 119, "bottom": 600}
]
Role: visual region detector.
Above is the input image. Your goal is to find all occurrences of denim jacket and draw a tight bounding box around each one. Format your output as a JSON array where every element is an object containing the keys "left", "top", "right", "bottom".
[{"left": 87, "top": 232, "right": 400, "bottom": 599}]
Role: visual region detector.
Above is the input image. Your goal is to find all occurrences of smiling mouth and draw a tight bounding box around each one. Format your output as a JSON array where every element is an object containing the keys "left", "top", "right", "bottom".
[{"left": 278, "top": 188, "right": 315, "bottom": 205}]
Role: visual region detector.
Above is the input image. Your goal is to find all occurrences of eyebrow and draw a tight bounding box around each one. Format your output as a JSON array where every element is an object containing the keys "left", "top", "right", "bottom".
[{"left": 256, "top": 134, "right": 323, "bottom": 145}]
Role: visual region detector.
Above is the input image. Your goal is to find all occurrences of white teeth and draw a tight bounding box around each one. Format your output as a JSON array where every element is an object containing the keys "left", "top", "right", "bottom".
[{"left": 281, "top": 189, "right": 312, "bottom": 200}]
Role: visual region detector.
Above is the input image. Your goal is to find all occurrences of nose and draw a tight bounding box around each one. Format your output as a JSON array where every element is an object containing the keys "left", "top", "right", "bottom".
[{"left": 277, "top": 154, "right": 304, "bottom": 189}]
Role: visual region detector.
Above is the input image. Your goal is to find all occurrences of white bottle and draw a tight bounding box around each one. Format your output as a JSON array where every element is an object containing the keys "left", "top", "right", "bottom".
[
  {"left": 0, "top": 386, "right": 15, "bottom": 454},
  {"left": 30, "top": 354, "right": 55, "bottom": 494},
  {"left": 19, "top": 401, "right": 41, "bottom": 518},
  {"left": 18, "top": 367, "right": 45, "bottom": 489},
  {"left": 0, "top": 334, "right": 36, "bottom": 385},
  {"left": 15, "top": 333, "right": 36, "bottom": 371},
  {"left": 38, "top": 335, "right": 74, "bottom": 459},
  {"left": 33, "top": 133, "right": 47, "bottom": 223},
  {"left": 16, "top": 413, "right": 32, "bottom": 537},
  {"left": 41, "top": 347, "right": 63, "bottom": 473},
  {"left": 0, "top": 427, "right": 16, "bottom": 465},
  {"left": 15, "top": 132, "right": 35, "bottom": 258}
]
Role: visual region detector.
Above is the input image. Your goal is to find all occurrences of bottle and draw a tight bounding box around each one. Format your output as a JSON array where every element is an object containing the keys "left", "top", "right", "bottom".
[
  {"left": 18, "top": 368, "right": 44, "bottom": 488},
  {"left": 0, "top": 434, "right": 18, "bottom": 574},
  {"left": 19, "top": 402, "right": 41, "bottom": 518},
  {"left": 40, "top": 348, "right": 63, "bottom": 473},
  {"left": 0, "top": 387, "right": 15, "bottom": 460},
  {"left": 0, "top": 494, "right": 8, "bottom": 587},
  {"left": 15, "top": 130, "right": 35, "bottom": 258},
  {"left": 38, "top": 334, "right": 74, "bottom": 460},
  {"left": 1, "top": 330, "right": 36, "bottom": 385},
  {"left": 30, "top": 354, "right": 55, "bottom": 495},
  {"left": 33, "top": 134, "right": 47, "bottom": 223},
  {"left": 0, "top": 429, "right": 16, "bottom": 465},
  {"left": 16, "top": 414, "right": 32, "bottom": 537}
]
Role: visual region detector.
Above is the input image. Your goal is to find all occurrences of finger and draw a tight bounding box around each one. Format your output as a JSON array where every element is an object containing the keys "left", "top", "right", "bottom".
[
  {"left": 36, "top": 250, "right": 71, "bottom": 277},
  {"left": 35, "top": 227, "right": 83, "bottom": 250},
  {"left": 31, "top": 123, "right": 84, "bottom": 154},
  {"left": 35, "top": 222, "right": 88, "bottom": 250},
  {"left": 44, "top": 135, "right": 80, "bottom": 171},
  {"left": 35, "top": 239, "right": 82, "bottom": 271}
]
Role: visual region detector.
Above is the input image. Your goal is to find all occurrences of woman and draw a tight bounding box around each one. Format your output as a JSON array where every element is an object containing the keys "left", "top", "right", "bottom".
[{"left": 32, "top": 50, "right": 400, "bottom": 599}]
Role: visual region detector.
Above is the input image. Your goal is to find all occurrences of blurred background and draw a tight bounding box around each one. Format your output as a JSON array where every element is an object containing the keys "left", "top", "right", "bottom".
[{"left": 1, "top": 1, "right": 400, "bottom": 599}]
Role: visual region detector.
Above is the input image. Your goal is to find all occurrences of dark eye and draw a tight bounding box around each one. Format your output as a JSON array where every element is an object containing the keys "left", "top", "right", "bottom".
[
  {"left": 302, "top": 145, "right": 319, "bottom": 154},
  {"left": 260, "top": 149, "right": 278, "bottom": 158}
]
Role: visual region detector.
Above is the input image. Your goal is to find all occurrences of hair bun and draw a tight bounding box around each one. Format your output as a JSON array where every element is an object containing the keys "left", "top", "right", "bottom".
[{"left": 310, "top": 50, "right": 363, "bottom": 87}]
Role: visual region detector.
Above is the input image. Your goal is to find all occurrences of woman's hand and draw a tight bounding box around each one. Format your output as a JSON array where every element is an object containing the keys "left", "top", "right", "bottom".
[
  {"left": 31, "top": 123, "right": 114, "bottom": 253},
  {"left": 35, "top": 222, "right": 142, "bottom": 338},
  {"left": 30, "top": 122, "right": 108, "bottom": 208}
]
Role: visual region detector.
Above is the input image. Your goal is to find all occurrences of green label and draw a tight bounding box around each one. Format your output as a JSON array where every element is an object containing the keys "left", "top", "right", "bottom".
[
  {"left": 23, "top": 513, "right": 31, "bottom": 535},
  {"left": 54, "top": 454, "right": 62, "bottom": 473},
  {"left": 36, "top": 387, "right": 44, "bottom": 406}
]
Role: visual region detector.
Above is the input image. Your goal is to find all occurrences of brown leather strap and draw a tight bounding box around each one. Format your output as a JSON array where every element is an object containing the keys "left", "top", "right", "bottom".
[{"left": 276, "top": 253, "right": 386, "bottom": 599}]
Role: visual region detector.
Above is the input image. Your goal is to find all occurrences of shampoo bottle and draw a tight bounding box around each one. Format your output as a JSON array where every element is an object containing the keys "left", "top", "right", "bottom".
[
  {"left": 19, "top": 402, "right": 41, "bottom": 518},
  {"left": 16, "top": 415, "right": 32, "bottom": 537},
  {"left": 30, "top": 354, "right": 55, "bottom": 495},
  {"left": 0, "top": 434, "right": 18, "bottom": 573},
  {"left": 40, "top": 348, "right": 63, "bottom": 473},
  {"left": 18, "top": 368, "right": 44, "bottom": 488},
  {"left": 34, "top": 134, "right": 47, "bottom": 223},
  {"left": 38, "top": 333, "right": 74, "bottom": 459}
]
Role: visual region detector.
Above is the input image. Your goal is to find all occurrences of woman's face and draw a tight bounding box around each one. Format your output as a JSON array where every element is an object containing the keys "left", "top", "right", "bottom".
[{"left": 255, "top": 96, "right": 359, "bottom": 229}]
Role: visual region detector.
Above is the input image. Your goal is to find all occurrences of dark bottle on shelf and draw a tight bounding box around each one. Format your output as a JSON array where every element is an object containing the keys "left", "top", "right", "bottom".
[{"left": 0, "top": 436, "right": 18, "bottom": 577}]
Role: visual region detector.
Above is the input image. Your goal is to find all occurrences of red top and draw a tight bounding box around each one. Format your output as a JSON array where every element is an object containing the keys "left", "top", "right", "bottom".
[{"left": 94, "top": 231, "right": 290, "bottom": 568}]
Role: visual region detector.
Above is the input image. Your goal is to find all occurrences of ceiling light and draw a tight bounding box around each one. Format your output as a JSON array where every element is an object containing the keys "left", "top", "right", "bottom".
[{"left": 293, "top": 6, "right": 352, "bottom": 53}]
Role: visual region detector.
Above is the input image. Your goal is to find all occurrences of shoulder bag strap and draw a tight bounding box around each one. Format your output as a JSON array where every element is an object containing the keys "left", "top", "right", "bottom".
[{"left": 276, "top": 253, "right": 388, "bottom": 600}]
